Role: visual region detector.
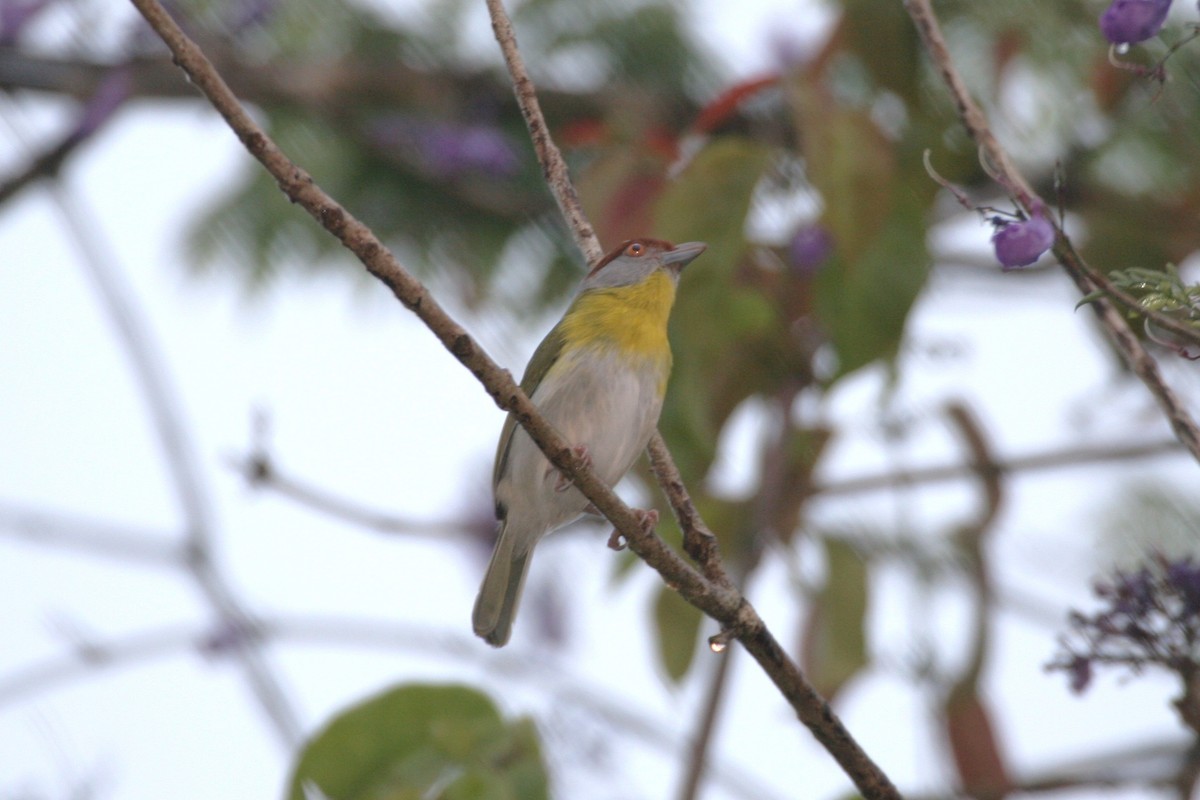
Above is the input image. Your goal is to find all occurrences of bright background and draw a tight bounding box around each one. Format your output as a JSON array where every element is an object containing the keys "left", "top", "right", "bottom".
[{"left": 2, "top": 1, "right": 1198, "bottom": 799}]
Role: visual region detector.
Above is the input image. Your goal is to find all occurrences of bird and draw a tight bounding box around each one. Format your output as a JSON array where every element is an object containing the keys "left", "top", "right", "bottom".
[{"left": 472, "top": 238, "right": 707, "bottom": 646}]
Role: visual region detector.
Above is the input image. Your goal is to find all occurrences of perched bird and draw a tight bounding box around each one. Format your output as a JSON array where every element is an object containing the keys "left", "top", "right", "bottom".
[{"left": 472, "top": 238, "right": 707, "bottom": 646}]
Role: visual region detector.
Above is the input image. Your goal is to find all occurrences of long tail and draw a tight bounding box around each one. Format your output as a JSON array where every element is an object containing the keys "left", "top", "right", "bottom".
[{"left": 472, "top": 522, "right": 533, "bottom": 647}]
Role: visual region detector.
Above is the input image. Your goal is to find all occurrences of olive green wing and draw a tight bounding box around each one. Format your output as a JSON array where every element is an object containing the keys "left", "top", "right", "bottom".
[{"left": 492, "top": 321, "right": 569, "bottom": 493}]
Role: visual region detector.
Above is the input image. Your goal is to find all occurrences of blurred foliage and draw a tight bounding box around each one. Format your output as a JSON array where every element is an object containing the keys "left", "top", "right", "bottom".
[
  {"left": 1097, "top": 484, "right": 1200, "bottom": 568},
  {"left": 800, "top": 537, "right": 869, "bottom": 702},
  {"left": 162, "top": 0, "right": 1200, "bottom": 687},
  {"left": 160, "top": 0, "right": 1200, "bottom": 375},
  {"left": 287, "top": 683, "right": 547, "bottom": 800},
  {"left": 3, "top": 0, "right": 1199, "bottom": 791},
  {"left": 654, "top": 580, "right": 704, "bottom": 682}
]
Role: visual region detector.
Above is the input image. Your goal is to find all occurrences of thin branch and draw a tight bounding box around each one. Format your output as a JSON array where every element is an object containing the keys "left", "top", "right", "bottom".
[
  {"left": 0, "top": 47, "right": 614, "bottom": 128},
  {"left": 225, "top": 452, "right": 476, "bottom": 540},
  {"left": 0, "top": 623, "right": 201, "bottom": 708},
  {"left": 812, "top": 437, "right": 1183, "bottom": 497},
  {"left": 224, "top": 434, "right": 1181, "bottom": 542},
  {"left": 647, "top": 432, "right": 729, "bottom": 586},
  {"left": 0, "top": 128, "right": 87, "bottom": 204},
  {"left": 126, "top": 2, "right": 902, "bottom": 796},
  {"left": 47, "top": 182, "right": 303, "bottom": 747},
  {"left": 484, "top": 0, "right": 602, "bottom": 265},
  {"left": 0, "top": 614, "right": 791, "bottom": 800},
  {"left": 902, "top": 0, "right": 1200, "bottom": 465},
  {"left": 0, "top": 503, "right": 183, "bottom": 565}
]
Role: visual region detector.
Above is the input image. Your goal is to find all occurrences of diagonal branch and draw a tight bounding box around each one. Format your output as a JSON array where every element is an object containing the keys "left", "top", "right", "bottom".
[
  {"left": 902, "top": 0, "right": 1200, "bottom": 465},
  {"left": 126, "top": 1, "right": 902, "bottom": 797}
]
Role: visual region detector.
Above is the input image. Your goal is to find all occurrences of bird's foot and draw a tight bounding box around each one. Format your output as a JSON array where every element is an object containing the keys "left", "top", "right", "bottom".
[
  {"left": 607, "top": 508, "right": 658, "bottom": 551},
  {"left": 554, "top": 445, "right": 591, "bottom": 492}
]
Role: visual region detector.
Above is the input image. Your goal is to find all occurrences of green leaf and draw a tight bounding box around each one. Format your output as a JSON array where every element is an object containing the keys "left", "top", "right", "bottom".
[
  {"left": 286, "top": 684, "right": 547, "bottom": 800},
  {"left": 653, "top": 137, "right": 775, "bottom": 480},
  {"left": 840, "top": 0, "right": 922, "bottom": 100},
  {"left": 653, "top": 583, "right": 704, "bottom": 683},
  {"left": 801, "top": 538, "right": 869, "bottom": 701},
  {"left": 654, "top": 137, "right": 772, "bottom": 274},
  {"left": 791, "top": 87, "right": 896, "bottom": 259},
  {"left": 787, "top": 80, "right": 930, "bottom": 379},
  {"left": 813, "top": 199, "right": 929, "bottom": 378}
]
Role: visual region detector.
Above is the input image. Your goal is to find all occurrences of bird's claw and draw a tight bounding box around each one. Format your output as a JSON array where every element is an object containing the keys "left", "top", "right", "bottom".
[
  {"left": 608, "top": 508, "right": 658, "bottom": 551},
  {"left": 555, "top": 445, "right": 591, "bottom": 492}
]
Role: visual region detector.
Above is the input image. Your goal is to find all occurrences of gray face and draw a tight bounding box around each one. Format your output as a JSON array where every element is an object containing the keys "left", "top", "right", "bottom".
[{"left": 582, "top": 239, "right": 707, "bottom": 291}]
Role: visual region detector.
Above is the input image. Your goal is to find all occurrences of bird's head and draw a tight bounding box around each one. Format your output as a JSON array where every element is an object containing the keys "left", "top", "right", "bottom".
[{"left": 581, "top": 239, "right": 707, "bottom": 292}]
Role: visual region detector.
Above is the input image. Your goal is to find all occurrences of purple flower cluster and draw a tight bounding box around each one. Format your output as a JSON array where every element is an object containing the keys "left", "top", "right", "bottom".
[
  {"left": 1049, "top": 554, "right": 1200, "bottom": 694},
  {"left": 366, "top": 115, "right": 520, "bottom": 180},
  {"left": 1099, "top": 0, "right": 1173, "bottom": 45}
]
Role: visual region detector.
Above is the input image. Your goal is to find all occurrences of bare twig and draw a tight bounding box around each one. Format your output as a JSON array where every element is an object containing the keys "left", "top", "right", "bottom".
[
  {"left": 484, "top": 0, "right": 602, "bottom": 265},
  {"left": 127, "top": 2, "right": 902, "bottom": 796},
  {"left": 226, "top": 452, "right": 475, "bottom": 540},
  {"left": 813, "top": 437, "right": 1182, "bottom": 497},
  {"left": 47, "top": 182, "right": 303, "bottom": 747},
  {"left": 0, "top": 614, "right": 790, "bottom": 800},
  {"left": 902, "top": 0, "right": 1200, "bottom": 465},
  {"left": 646, "top": 433, "right": 730, "bottom": 586},
  {"left": 0, "top": 503, "right": 183, "bottom": 564},
  {"left": 217, "top": 433, "right": 1183, "bottom": 542}
]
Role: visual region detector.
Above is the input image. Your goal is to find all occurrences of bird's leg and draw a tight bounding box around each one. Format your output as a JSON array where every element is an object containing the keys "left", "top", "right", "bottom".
[
  {"left": 554, "top": 445, "right": 591, "bottom": 492},
  {"left": 607, "top": 508, "right": 658, "bottom": 551}
]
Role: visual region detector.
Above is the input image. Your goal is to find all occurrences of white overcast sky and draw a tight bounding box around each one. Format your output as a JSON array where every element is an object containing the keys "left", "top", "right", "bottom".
[{"left": 2, "top": 1, "right": 1198, "bottom": 799}]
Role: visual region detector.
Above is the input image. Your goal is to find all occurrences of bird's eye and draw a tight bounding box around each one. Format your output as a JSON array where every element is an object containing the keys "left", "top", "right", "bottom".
[{"left": 626, "top": 242, "right": 644, "bottom": 257}]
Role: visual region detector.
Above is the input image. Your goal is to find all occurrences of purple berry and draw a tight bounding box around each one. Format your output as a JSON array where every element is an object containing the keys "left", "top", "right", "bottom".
[
  {"left": 992, "top": 212, "right": 1054, "bottom": 270},
  {"left": 1100, "top": 0, "right": 1173, "bottom": 45},
  {"left": 787, "top": 224, "right": 833, "bottom": 276}
]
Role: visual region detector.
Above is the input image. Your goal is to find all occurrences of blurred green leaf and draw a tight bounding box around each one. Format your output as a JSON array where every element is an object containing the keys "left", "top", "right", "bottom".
[
  {"left": 286, "top": 683, "right": 547, "bottom": 800},
  {"left": 840, "top": 0, "right": 922, "bottom": 101},
  {"left": 813, "top": 198, "right": 929, "bottom": 378},
  {"left": 788, "top": 78, "right": 930, "bottom": 379},
  {"left": 1096, "top": 484, "right": 1200, "bottom": 569},
  {"left": 654, "top": 137, "right": 775, "bottom": 481},
  {"left": 791, "top": 86, "right": 896, "bottom": 259},
  {"left": 655, "top": 137, "right": 772, "bottom": 270},
  {"left": 654, "top": 583, "right": 704, "bottom": 683},
  {"left": 518, "top": 1, "right": 718, "bottom": 102},
  {"left": 801, "top": 538, "right": 869, "bottom": 701}
]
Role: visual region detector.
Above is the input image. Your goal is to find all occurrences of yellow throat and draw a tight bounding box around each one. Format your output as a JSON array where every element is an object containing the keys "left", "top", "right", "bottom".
[{"left": 560, "top": 269, "right": 676, "bottom": 364}]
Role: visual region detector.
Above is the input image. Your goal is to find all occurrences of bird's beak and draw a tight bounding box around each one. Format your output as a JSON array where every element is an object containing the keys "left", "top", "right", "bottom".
[{"left": 661, "top": 241, "right": 707, "bottom": 273}]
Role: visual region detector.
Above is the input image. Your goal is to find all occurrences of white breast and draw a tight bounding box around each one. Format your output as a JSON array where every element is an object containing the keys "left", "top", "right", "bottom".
[{"left": 496, "top": 346, "right": 666, "bottom": 537}]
